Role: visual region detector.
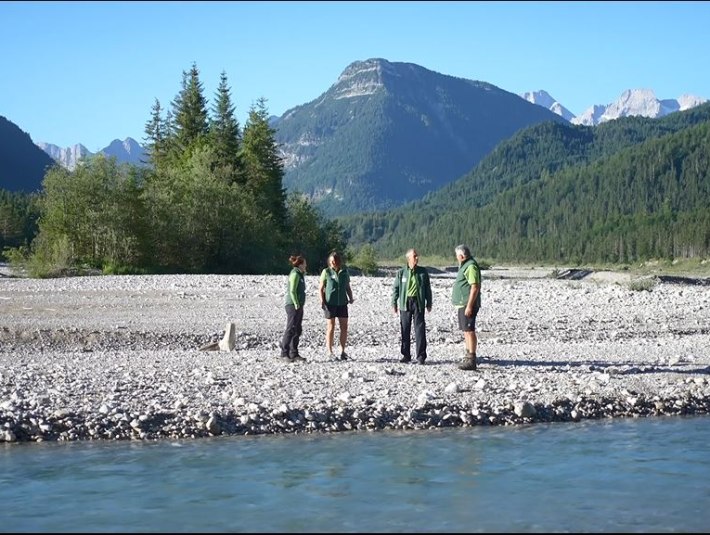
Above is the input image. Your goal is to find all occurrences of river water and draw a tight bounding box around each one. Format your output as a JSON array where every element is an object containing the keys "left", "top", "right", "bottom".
[{"left": 2, "top": 415, "right": 709, "bottom": 532}]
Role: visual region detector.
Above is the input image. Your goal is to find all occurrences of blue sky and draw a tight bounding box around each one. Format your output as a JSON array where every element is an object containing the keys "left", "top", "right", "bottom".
[{"left": 2, "top": 1, "right": 709, "bottom": 151}]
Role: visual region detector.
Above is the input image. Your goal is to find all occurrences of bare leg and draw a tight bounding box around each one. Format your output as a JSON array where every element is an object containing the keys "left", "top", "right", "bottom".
[
  {"left": 464, "top": 331, "right": 477, "bottom": 355},
  {"left": 325, "top": 319, "right": 336, "bottom": 355},
  {"left": 338, "top": 317, "right": 349, "bottom": 354}
]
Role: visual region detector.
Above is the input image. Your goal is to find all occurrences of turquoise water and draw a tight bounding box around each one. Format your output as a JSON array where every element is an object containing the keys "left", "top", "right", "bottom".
[{"left": 1, "top": 415, "right": 709, "bottom": 533}]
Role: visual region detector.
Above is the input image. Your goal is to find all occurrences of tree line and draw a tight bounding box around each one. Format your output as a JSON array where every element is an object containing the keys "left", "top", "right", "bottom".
[
  {"left": 4, "top": 86, "right": 710, "bottom": 274},
  {"left": 3, "top": 64, "right": 345, "bottom": 276}
]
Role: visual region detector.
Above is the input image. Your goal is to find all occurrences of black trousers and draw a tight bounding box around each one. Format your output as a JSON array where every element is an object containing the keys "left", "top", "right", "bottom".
[
  {"left": 281, "top": 304, "right": 304, "bottom": 358},
  {"left": 400, "top": 297, "right": 427, "bottom": 361}
]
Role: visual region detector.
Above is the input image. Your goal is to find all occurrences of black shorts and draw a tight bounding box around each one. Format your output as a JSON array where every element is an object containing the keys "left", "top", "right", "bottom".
[
  {"left": 323, "top": 304, "right": 348, "bottom": 319},
  {"left": 457, "top": 306, "right": 478, "bottom": 332}
]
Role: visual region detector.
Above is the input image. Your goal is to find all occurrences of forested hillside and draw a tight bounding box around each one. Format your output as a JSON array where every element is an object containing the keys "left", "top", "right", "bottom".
[
  {"left": 341, "top": 102, "right": 710, "bottom": 264},
  {"left": 0, "top": 116, "right": 56, "bottom": 193}
]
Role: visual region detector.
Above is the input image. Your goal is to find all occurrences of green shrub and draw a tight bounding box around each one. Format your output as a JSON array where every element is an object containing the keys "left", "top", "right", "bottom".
[
  {"left": 351, "top": 244, "right": 378, "bottom": 276},
  {"left": 628, "top": 277, "right": 657, "bottom": 292}
]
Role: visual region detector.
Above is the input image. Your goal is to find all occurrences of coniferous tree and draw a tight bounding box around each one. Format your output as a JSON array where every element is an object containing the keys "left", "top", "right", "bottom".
[
  {"left": 0, "top": 190, "right": 39, "bottom": 256},
  {"left": 209, "top": 71, "right": 244, "bottom": 183},
  {"left": 284, "top": 193, "right": 346, "bottom": 273},
  {"left": 170, "top": 62, "right": 209, "bottom": 157},
  {"left": 143, "top": 98, "right": 167, "bottom": 169},
  {"left": 241, "top": 97, "right": 287, "bottom": 229}
]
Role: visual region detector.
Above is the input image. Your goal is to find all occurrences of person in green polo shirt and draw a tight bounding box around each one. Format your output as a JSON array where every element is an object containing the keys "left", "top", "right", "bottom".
[
  {"left": 451, "top": 244, "right": 481, "bottom": 371},
  {"left": 280, "top": 254, "right": 308, "bottom": 363},
  {"left": 319, "top": 251, "right": 354, "bottom": 361},
  {"left": 391, "top": 248, "right": 432, "bottom": 364}
]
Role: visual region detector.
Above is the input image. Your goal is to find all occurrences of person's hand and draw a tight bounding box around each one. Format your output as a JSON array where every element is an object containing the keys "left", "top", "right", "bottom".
[
  {"left": 465, "top": 304, "right": 473, "bottom": 317},
  {"left": 393, "top": 306, "right": 398, "bottom": 314},
  {"left": 427, "top": 306, "right": 432, "bottom": 313},
  {"left": 349, "top": 297, "right": 355, "bottom": 304}
]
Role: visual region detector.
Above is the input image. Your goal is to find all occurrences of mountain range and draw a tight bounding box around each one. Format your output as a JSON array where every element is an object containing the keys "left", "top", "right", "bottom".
[
  {"left": 2, "top": 57, "right": 707, "bottom": 209},
  {"left": 35, "top": 86, "right": 708, "bottom": 173},
  {"left": 37, "top": 138, "right": 147, "bottom": 171},
  {"left": 340, "top": 101, "right": 710, "bottom": 262},
  {"left": 524, "top": 88, "right": 707, "bottom": 126},
  {"left": 273, "top": 60, "right": 705, "bottom": 215},
  {"left": 33, "top": 86, "right": 706, "bottom": 177}
]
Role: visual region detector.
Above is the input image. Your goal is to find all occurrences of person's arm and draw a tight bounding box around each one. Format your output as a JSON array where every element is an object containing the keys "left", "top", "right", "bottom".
[
  {"left": 289, "top": 271, "right": 301, "bottom": 309},
  {"left": 464, "top": 264, "right": 480, "bottom": 317},
  {"left": 341, "top": 269, "right": 353, "bottom": 304},
  {"left": 424, "top": 271, "right": 433, "bottom": 312},
  {"left": 346, "top": 281, "right": 354, "bottom": 304},
  {"left": 319, "top": 270, "right": 327, "bottom": 307},
  {"left": 465, "top": 284, "right": 479, "bottom": 317},
  {"left": 392, "top": 270, "right": 400, "bottom": 313}
]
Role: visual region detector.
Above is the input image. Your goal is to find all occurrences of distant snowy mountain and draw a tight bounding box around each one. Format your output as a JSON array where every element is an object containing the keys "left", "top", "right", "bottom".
[
  {"left": 520, "top": 90, "right": 575, "bottom": 122},
  {"left": 37, "top": 137, "right": 148, "bottom": 170},
  {"left": 571, "top": 89, "right": 708, "bottom": 126}
]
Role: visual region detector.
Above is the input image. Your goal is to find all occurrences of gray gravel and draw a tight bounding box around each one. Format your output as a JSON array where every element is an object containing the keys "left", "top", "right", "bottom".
[{"left": 1, "top": 268, "right": 709, "bottom": 443}]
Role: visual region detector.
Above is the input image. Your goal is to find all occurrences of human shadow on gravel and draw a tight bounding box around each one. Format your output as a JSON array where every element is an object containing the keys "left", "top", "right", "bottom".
[{"left": 460, "top": 357, "right": 710, "bottom": 375}]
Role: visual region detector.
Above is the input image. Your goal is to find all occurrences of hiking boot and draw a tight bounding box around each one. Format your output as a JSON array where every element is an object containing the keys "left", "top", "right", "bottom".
[
  {"left": 339, "top": 352, "right": 349, "bottom": 361},
  {"left": 417, "top": 357, "right": 426, "bottom": 365},
  {"left": 399, "top": 356, "right": 411, "bottom": 363},
  {"left": 290, "top": 354, "right": 306, "bottom": 362},
  {"left": 458, "top": 353, "right": 477, "bottom": 371}
]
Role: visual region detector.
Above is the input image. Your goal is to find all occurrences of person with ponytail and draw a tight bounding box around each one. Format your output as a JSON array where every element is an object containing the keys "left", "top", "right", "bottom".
[{"left": 280, "top": 254, "right": 308, "bottom": 362}]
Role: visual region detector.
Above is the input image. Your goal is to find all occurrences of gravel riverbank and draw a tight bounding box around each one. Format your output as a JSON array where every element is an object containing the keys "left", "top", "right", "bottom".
[{"left": 1, "top": 267, "right": 709, "bottom": 443}]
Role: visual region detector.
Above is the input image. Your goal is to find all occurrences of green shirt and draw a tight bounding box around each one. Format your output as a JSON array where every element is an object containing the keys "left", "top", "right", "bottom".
[
  {"left": 451, "top": 258, "right": 481, "bottom": 309},
  {"left": 406, "top": 268, "right": 418, "bottom": 297},
  {"left": 284, "top": 268, "right": 306, "bottom": 308},
  {"left": 320, "top": 267, "right": 351, "bottom": 306}
]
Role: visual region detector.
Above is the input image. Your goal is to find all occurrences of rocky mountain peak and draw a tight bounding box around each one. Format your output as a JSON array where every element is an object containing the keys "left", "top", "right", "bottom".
[
  {"left": 677, "top": 94, "right": 707, "bottom": 110},
  {"left": 571, "top": 89, "right": 708, "bottom": 126},
  {"left": 36, "top": 137, "right": 147, "bottom": 170},
  {"left": 331, "top": 58, "right": 392, "bottom": 100},
  {"left": 36, "top": 142, "right": 90, "bottom": 171},
  {"left": 520, "top": 90, "right": 575, "bottom": 121}
]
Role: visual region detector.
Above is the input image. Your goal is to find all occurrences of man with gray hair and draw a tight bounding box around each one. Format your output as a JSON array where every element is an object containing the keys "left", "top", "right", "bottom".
[
  {"left": 392, "top": 248, "right": 432, "bottom": 364},
  {"left": 451, "top": 244, "right": 481, "bottom": 370}
]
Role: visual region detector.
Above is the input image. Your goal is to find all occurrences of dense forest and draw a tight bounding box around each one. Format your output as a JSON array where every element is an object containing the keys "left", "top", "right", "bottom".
[
  {"left": 0, "top": 189, "right": 39, "bottom": 253},
  {"left": 340, "top": 102, "right": 710, "bottom": 264},
  {"left": 1, "top": 64, "right": 345, "bottom": 277}
]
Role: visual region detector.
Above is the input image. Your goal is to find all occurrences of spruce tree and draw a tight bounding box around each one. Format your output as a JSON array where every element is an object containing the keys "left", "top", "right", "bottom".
[
  {"left": 241, "top": 97, "right": 287, "bottom": 228},
  {"left": 143, "top": 98, "right": 167, "bottom": 169},
  {"left": 170, "top": 62, "right": 209, "bottom": 156},
  {"left": 209, "top": 71, "right": 243, "bottom": 183}
]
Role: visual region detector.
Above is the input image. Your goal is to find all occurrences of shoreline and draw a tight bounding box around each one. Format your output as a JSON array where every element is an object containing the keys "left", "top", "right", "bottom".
[{"left": 1, "top": 268, "right": 709, "bottom": 443}]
